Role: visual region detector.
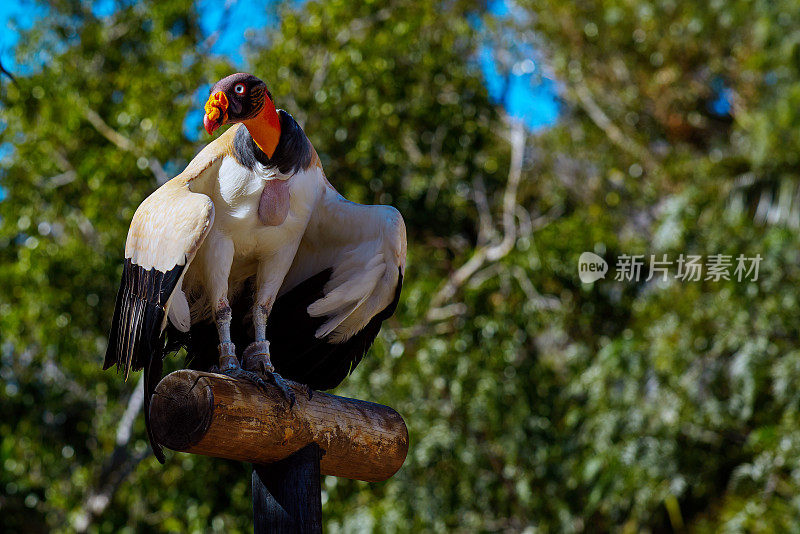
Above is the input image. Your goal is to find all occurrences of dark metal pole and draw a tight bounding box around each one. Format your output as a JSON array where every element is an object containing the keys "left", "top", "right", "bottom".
[{"left": 252, "top": 443, "right": 323, "bottom": 534}]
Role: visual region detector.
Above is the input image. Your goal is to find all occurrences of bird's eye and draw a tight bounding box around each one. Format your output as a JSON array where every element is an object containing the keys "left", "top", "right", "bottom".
[{"left": 234, "top": 83, "right": 246, "bottom": 95}]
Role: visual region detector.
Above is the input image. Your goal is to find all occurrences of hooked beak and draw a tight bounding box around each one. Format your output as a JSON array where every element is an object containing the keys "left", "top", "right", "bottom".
[{"left": 203, "top": 91, "right": 229, "bottom": 135}]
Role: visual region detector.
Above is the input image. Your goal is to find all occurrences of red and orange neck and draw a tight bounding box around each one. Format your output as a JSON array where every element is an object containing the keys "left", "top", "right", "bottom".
[
  {"left": 203, "top": 90, "right": 282, "bottom": 159},
  {"left": 244, "top": 101, "right": 281, "bottom": 159}
]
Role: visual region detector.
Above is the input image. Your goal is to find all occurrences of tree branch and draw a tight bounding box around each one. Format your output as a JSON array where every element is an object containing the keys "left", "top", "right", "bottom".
[
  {"left": 74, "top": 376, "right": 146, "bottom": 533},
  {"left": 425, "top": 119, "right": 526, "bottom": 319},
  {"left": 81, "top": 106, "right": 169, "bottom": 184},
  {"left": 401, "top": 131, "right": 424, "bottom": 166},
  {"left": 199, "top": 0, "right": 237, "bottom": 55},
  {"left": 572, "top": 82, "right": 658, "bottom": 173},
  {"left": 472, "top": 175, "right": 494, "bottom": 246},
  {"left": 43, "top": 150, "right": 77, "bottom": 189},
  {"left": 0, "top": 57, "right": 17, "bottom": 85},
  {"left": 486, "top": 121, "right": 524, "bottom": 261},
  {"left": 509, "top": 265, "right": 560, "bottom": 311}
]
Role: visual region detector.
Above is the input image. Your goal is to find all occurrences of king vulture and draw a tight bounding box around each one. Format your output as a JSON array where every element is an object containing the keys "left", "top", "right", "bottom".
[{"left": 104, "top": 73, "right": 407, "bottom": 463}]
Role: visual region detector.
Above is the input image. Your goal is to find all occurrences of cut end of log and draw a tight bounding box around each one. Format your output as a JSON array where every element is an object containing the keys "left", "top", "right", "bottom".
[
  {"left": 150, "top": 370, "right": 409, "bottom": 482},
  {"left": 149, "top": 372, "right": 214, "bottom": 451}
]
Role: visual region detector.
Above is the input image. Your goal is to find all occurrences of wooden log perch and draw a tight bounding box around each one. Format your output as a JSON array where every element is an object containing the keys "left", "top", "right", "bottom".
[{"left": 149, "top": 370, "right": 409, "bottom": 482}]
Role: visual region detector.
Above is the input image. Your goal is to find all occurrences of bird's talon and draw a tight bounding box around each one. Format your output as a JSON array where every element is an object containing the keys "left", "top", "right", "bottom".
[
  {"left": 221, "top": 366, "right": 269, "bottom": 393},
  {"left": 254, "top": 377, "right": 271, "bottom": 395},
  {"left": 219, "top": 361, "right": 295, "bottom": 407},
  {"left": 270, "top": 372, "right": 296, "bottom": 407}
]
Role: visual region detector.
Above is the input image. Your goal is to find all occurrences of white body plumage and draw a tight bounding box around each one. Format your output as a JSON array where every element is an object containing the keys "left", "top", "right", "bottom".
[{"left": 155, "top": 123, "right": 406, "bottom": 347}]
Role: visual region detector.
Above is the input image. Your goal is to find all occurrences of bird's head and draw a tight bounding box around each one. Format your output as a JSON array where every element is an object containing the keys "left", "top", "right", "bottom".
[{"left": 203, "top": 72, "right": 281, "bottom": 157}]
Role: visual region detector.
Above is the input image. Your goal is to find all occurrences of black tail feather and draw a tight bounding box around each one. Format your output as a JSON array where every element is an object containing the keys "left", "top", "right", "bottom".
[{"left": 144, "top": 339, "right": 165, "bottom": 463}]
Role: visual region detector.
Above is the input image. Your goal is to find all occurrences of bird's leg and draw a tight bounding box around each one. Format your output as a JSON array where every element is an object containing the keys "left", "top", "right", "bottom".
[
  {"left": 242, "top": 302, "right": 296, "bottom": 406},
  {"left": 246, "top": 248, "right": 308, "bottom": 404},
  {"left": 214, "top": 300, "right": 237, "bottom": 370},
  {"left": 241, "top": 303, "right": 274, "bottom": 376},
  {"left": 200, "top": 234, "right": 248, "bottom": 375},
  {"left": 209, "top": 298, "right": 275, "bottom": 395}
]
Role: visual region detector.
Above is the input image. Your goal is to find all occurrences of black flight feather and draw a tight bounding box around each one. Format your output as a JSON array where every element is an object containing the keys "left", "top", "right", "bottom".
[
  {"left": 268, "top": 268, "right": 403, "bottom": 390},
  {"left": 104, "top": 258, "right": 184, "bottom": 464}
]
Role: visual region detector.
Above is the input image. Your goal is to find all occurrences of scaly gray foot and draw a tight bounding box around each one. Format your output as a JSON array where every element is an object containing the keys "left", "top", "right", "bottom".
[
  {"left": 208, "top": 342, "right": 285, "bottom": 401},
  {"left": 242, "top": 341, "right": 296, "bottom": 407}
]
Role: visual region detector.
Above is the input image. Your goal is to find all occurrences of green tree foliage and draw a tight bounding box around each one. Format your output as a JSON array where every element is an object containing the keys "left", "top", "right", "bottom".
[{"left": 1, "top": 0, "right": 800, "bottom": 532}]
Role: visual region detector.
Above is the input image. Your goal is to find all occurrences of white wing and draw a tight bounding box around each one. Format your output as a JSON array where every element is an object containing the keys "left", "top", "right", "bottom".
[{"left": 280, "top": 185, "right": 407, "bottom": 343}]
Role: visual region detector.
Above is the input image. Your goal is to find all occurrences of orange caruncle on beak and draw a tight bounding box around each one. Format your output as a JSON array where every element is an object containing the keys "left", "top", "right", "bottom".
[{"left": 203, "top": 91, "right": 229, "bottom": 135}]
